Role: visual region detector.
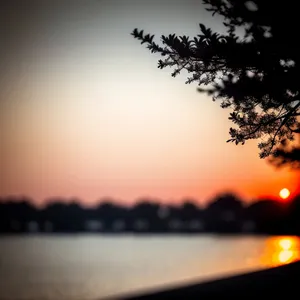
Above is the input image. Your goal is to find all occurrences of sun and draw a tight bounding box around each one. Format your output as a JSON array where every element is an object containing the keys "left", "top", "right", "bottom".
[{"left": 279, "top": 188, "right": 290, "bottom": 200}]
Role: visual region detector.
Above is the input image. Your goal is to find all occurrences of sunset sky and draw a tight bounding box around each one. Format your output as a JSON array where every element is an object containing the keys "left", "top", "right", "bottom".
[{"left": 0, "top": 0, "right": 298, "bottom": 206}]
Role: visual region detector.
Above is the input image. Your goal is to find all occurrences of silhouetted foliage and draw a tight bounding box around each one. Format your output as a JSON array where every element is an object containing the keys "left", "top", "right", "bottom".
[
  {"left": 131, "top": 0, "right": 300, "bottom": 163},
  {"left": 131, "top": 200, "right": 161, "bottom": 232},
  {"left": 1, "top": 193, "right": 300, "bottom": 235},
  {"left": 287, "top": 195, "right": 300, "bottom": 234},
  {"left": 269, "top": 145, "right": 300, "bottom": 168},
  {"left": 0, "top": 197, "right": 38, "bottom": 232},
  {"left": 246, "top": 199, "right": 288, "bottom": 234},
  {"left": 95, "top": 200, "right": 129, "bottom": 231},
  {"left": 43, "top": 200, "right": 84, "bottom": 232},
  {"left": 206, "top": 193, "right": 243, "bottom": 232},
  {"left": 180, "top": 200, "right": 202, "bottom": 221}
]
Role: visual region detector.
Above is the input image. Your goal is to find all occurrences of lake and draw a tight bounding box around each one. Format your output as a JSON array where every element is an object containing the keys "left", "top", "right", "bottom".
[{"left": 0, "top": 235, "right": 299, "bottom": 300}]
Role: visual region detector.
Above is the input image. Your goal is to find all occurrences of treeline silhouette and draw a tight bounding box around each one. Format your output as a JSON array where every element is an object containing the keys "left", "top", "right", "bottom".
[{"left": 1, "top": 193, "right": 300, "bottom": 235}]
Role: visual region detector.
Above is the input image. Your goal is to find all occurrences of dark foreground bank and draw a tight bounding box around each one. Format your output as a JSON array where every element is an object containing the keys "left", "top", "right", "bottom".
[{"left": 110, "top": 261, "right": 300, "bottom": 299}]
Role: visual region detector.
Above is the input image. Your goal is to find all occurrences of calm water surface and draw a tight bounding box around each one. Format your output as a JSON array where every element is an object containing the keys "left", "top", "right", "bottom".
[{"left": 0, "top": 235, "right": 299, "bottom": 300}]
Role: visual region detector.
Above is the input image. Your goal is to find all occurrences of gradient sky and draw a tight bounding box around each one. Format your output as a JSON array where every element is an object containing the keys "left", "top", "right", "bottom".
[{"left": 0, "top": 0, "right": 298, "bottom": 206}]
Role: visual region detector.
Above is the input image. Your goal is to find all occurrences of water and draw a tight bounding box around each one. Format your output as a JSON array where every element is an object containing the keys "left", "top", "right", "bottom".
[{"left": 0, "top": 235, "right": 299, "bottom": 300}]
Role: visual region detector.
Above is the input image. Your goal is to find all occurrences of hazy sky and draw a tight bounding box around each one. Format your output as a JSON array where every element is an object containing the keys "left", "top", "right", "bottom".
[{"left": 0, "top": 0, "right": 297, "bottom": 206}]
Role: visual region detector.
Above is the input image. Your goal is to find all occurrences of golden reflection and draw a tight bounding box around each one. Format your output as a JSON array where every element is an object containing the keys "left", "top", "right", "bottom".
[
  {"left": 261, "top": 236, "right": 300, "bottom": 267},
  {"left": 278, "top": 250, "right": 294, "bottom": 263},
  {"left": 279, "top": 238, "right": 292, "bottom": 250}
]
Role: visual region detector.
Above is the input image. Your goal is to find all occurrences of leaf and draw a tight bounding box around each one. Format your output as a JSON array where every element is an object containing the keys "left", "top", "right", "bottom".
[{"left": 199, "top": 23, "right": 206, "bottom": 33}]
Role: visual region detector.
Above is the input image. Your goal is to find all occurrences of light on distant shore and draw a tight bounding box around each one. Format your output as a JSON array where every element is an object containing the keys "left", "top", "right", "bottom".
[{"left": 279, "top": 188, "right": 290, "bottom": 200}]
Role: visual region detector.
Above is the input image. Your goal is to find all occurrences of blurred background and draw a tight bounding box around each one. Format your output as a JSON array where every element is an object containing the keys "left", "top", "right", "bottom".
[{"left": 1, "top": 0, "right": 300, "bottom": 299}]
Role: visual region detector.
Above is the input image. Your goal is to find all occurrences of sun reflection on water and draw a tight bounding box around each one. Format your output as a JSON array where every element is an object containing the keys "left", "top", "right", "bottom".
[{"left": 261, "top": 236, "right": 300, "bottom": 267}]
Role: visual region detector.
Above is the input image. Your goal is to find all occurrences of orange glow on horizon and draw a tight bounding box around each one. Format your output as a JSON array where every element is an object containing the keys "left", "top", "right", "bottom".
[
  {"left": 0, "top": 0, "right": 298, "bottom": 206},
  {"left": 261, "top": 236, "right": 300, "bottom": 267}
]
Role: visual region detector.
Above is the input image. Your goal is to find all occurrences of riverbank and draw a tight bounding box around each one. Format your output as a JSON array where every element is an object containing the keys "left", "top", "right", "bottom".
[{"left": 117, "top": 261, "right": 300, "bottom": 299}]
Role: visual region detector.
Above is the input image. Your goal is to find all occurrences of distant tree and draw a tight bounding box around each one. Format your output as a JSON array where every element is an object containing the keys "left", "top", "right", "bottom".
[
  {"left": 207, "top": 192, "right": 243, "bottom": 212},
  {"left": 66, "top": 201, "right": 85, "bottom": 232},
  {"left": 287, "top": 195, "right": 300, "bottom": 234},
  {"left": 132, "top": 200, "right": 161, "bottom": 231},
  {"left": 132, "top": 200, "right": 160, "bottom": 220},
  {"left": 0, "top": 197, "right": 37, "bottom": 232},
  {"left": 246, "top": 199, "right": 289, "bottom": 234},
  {"left": 132, "top": 0, "right": 300, "bottom": 164},
  {"left": 95, "top": 200, "right": 128, "bottom": 231},
  {"left": 206, "top": 193, "right": 243, "bottom": 232},
  {"left": 43, "top": 199, "right": 85, "bottom": 232},
  {"left": 180, "top": 200, "right": 202, "bottom": 221}
]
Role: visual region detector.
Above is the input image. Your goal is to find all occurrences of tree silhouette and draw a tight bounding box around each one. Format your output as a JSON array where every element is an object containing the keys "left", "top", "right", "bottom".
[
  {"left": 287, "top": 195, "right": 300, "bottom": 234},
  {"left": 95, "top": 200, "right": 129, "bottom": 231},
  {"left": 2, "top": 194, "right": 300, "bottom": 234},
  {"left": 131, "top": 0, "right": 300, "bottom": 163},
  {"left": 245, "top": 199, "right": 289, "bottom": 234},
  {"left": 180, "top": 201, "right": 202, "bottom": 221},
  {"left": 206, "top": 193, "right": 243, "bottom": 232}
]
